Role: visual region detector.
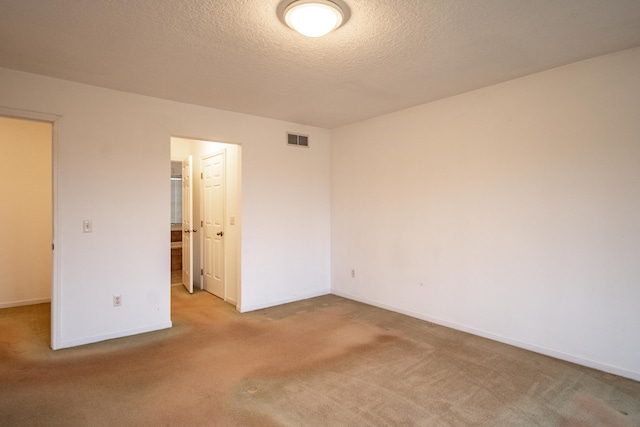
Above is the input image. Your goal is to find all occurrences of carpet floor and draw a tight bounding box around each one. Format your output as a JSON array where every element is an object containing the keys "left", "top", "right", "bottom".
[{"left": 1, "top": 286, "right": 639, "bottom": 426}]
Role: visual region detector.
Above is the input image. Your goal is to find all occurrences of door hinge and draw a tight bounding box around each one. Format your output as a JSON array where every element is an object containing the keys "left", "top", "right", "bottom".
[
  {"left": 201, "top": 220, "right": 203, "bottom": 227},
  {"left": 201, "top": 172, "right": 203, "bottom": 179},
  {"left": 52, "top": 243, "right": 54, "bottom": 250},
  {"left": 200, "top": 269, "right": 203, "bottom": 276}
]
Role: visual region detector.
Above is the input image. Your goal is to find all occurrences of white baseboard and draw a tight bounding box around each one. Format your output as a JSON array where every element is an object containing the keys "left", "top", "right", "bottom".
[
  {"left": 239, "top": 290, "right": 330, "bottom": 313},
  {"left": 331, "top": 290, "right": 640, "bottom": 382},
  {"left": 0, "top": 298, "right": 51, "bottom": 309},
  {"left": 56, "top": 321, "right": 173, "bottom": 350}
]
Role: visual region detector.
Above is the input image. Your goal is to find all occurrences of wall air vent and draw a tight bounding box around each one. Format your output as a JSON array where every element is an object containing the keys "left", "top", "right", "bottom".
[{"left": 287, "top": 132, "right": 309, "bottom": 147}]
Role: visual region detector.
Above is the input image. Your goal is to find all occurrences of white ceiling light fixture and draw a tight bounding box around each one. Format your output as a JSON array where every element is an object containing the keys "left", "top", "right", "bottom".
[{"left": 284, "top": 0, "right": 344, "bottom": 37}]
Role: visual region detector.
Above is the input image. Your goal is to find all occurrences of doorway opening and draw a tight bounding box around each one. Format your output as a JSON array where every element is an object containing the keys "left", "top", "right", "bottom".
[
  {"left": 0, "top": 109, "right": 60, "bottom": 349},
  {"left": 170, "top": 136, "right": 242, "bottom": 307},
  {"left": 170, "top": 160, "right": 183, "bottom": 286}
]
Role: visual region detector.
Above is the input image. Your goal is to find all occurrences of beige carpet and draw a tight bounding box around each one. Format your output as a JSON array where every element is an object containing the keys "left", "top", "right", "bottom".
[{"left": 1, "top": 287, "right": 638, "bottom": 426}]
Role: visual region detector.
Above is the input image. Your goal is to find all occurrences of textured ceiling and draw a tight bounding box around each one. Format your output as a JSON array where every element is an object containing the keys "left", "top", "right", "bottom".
[{"left": 1, "top": 0, "right": 639, "bottom": 129}]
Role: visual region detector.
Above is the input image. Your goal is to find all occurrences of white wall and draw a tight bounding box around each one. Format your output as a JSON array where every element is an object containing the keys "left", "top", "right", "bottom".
[
  {"left": 170, "top": 139, "right": 191, "bottom": 163},
  {"left": 331, "top": 47, "right": 640, "bottom": 380},
  {"left": 0, "top": 67, "right": 331, "bottom": 348},
  {"left": 0, "top": 117, "right": 52, "bottom": 308}
]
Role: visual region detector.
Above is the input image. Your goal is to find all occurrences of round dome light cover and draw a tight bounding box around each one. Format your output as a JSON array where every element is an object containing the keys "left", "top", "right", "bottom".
[{"left": 284, "top": 1, "right": 344, "bottom": 37}]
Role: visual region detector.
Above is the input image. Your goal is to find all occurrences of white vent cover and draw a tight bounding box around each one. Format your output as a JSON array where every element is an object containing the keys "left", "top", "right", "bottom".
[{"left": 287, "top": 132, "right": 309, "bottom": 147}]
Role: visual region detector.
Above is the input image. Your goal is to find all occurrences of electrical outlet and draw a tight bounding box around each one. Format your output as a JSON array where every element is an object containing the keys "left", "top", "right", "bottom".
[
  {"left": 351, "top": 269, "right": 355, "bottom": 278},
  {"left": 113, "top": 294, "right": 122, "bottom": 307}
]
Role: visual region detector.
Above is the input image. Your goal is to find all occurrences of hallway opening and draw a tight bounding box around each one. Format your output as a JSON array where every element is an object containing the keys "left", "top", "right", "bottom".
[
  {"left": 0, "top": 116, "right": 52, "bottom": 310},
  {"left": 170, "top": 136, "right": 242, "bottom": 307}
]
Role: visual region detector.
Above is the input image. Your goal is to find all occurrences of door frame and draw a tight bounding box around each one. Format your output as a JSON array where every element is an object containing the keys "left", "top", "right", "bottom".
[
  {"left": 170, "top": 136, "right": 242, "bottom": 310},
  {"left": 0, "top": 106, "right": 61, "bottom": 350}
]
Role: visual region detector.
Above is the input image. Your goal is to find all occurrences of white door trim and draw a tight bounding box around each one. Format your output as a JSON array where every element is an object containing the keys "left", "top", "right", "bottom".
[{"left": 0, "top": 106, "right": 62, "bottom": 350}]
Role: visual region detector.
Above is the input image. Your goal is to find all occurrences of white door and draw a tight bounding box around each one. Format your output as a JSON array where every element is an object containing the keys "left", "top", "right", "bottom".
[
  {"left": 202, "top": 150, "right": 225, "bottom": 298},
  {"left": 181, "top": 155, "right": 194, "bottom": 293}
]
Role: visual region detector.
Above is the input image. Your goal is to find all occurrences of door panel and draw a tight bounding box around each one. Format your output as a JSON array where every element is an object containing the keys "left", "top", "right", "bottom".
[
  {"left": 181, "top": 155, "right": 193, "bottom": 294},
  {"left": 202, "top": 150, "right": 225, "bottom": 298}
]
